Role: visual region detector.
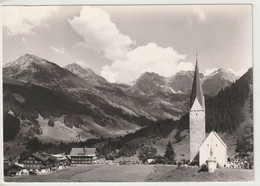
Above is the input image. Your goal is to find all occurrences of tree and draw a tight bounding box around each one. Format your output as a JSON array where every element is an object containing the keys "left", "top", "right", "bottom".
[
  {"left": 236, "top": 123, "right": 253, "bottom": 158},
  {"left": 3, "top": 113, "right": 20, "bottom": 141},
  {"left": 164, "top": 141, "right": 176, "bottom": 164},
  {"left": 138, "top": 145, "right": 157, "bottom": 164}
]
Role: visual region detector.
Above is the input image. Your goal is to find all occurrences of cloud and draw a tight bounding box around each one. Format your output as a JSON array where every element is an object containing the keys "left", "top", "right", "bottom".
[
  {"left": 69, "top": 6, "right": 135, "bottom": 60},
  {"left": 2, "top": 6, "right": 60, "bottom": 35},
  {"left": 192, "top": 6, "right": 206, "bottom": 22},
  {"left": 101, "top": 43, "right": 192, "bottom": 83},
  {"left": 49, "top": 45, "right": 65, "bottom": 54}
]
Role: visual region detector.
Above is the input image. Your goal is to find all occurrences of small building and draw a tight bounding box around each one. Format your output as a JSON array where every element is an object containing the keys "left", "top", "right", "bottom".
[
  {"left": 19, "top": 152, "right": 58, "bottom": 174},
  {"left": 51, "top": 153, "right": 71, "bottom": 169},
  {"left": 147, "top": 159, "right": 155, "bottom": 164},
  {"left": 4, "top": 163, "right": 25, "bottom": 176},
  {"left": 199, "top": 131, "right": 227, "bottom": 167},
  {"left": 70, "top": 147, "right": 96, "bottom": 165}
]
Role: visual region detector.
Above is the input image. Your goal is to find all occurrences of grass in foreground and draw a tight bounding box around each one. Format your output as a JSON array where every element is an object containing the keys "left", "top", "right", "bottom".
[{"left": 5, "top": 165, "right": 254, "bottom": 182}]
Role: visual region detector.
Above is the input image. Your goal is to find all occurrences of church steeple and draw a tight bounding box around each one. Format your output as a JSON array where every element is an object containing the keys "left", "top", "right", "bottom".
[
  {"left": 189, "top": 52, "right": 206, "bottom": 164},
  {"left": 190, "top": 52, "right": 205, "bottom": 110}
]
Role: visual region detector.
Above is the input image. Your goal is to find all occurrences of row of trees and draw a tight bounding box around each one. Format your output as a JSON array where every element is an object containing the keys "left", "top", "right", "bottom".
[{"left": 138, "top": 141, "right": 176, "bottom": 164}]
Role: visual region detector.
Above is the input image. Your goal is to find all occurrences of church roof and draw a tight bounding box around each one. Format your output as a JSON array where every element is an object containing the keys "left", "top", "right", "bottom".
[
  {"left": 199, "top": 131, "right": 228, "bottom": 150},
  {"left": 190, "top": 56, "right": 204, "bottom": 109}
]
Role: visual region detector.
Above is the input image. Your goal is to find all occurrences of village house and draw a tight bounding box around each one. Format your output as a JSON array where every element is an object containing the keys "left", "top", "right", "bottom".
[
  {"left": 51, "top": 153, "right": 71, "bottom": 169},
  {"left": 70, "top": 147, "right": 97, "bottom": 165},
  {"left": 18, "top": 152, "right": 58, "bottom": 174},
  {"left": 4, "top": 163, "right": 26, "bottom": 176}
]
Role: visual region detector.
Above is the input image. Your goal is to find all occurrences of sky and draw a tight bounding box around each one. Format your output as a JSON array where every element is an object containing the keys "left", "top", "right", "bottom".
[{"left": 2, "top": 5, "right": 252, "bottom": 83}]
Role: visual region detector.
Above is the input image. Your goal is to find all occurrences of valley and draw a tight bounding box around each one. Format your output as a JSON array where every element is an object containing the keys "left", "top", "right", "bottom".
[{"left": 3, "top": 54, "right": 252, "bottom": 165}]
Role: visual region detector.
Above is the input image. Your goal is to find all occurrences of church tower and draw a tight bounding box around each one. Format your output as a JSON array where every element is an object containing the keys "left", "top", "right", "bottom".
[{"left": 189, "top": 53, "right": 205, "bottom": 164}]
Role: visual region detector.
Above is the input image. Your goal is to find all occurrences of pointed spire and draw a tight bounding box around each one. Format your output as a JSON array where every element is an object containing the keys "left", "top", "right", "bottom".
[{"left": 190, "top": 52, "right": 205, "bottom": 109}]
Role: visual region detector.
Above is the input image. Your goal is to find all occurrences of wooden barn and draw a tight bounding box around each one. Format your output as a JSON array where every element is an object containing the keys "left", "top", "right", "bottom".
[{"left": 70, "top": 147, "right": 96, "bottom": 165}]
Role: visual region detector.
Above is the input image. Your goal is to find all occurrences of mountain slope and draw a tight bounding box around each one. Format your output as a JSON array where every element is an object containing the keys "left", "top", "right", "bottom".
[
  {"left": 64, "top": 63, "right": 109, "bottom": 86},
  {"left": 202, "top": 68, "right": 237, "bottom": 96},
  {"left": 3, "top": 54, "right": 90, "bottom": 90},
  {"left": 94, "top": 68, "right": 253, "bottom": 161},
  {"left": 3, "top": 53, "right": 250, "bottom": 152},
  {"left": 129, "top": 69, "right": 237, "bottom": 97},
  {"left": 130, "top": 72, "right": 167, "bottom": 96},
  {"left": 3, "top": 82, "right": 151, "bottom": 142},
  {"left": 126, "top": 72, "right": 190, "bottom": 119},
  {"left": 2, "top": 55, "right": 155, "bottom": 142},
  {"left": 167, "top": 71, "right": 204, "bottom": 94}
]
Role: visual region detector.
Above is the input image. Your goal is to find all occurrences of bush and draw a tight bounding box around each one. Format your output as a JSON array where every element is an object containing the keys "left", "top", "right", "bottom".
[
  {"left": 199, "top": 164, "right": 208, "bottom": 172},
  {"left": 153, "top": 155, "right": 167, "bottom": 164}
]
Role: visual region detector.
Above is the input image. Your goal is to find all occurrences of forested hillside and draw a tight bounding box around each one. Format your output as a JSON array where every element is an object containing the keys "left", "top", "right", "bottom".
[{"left": 205, "top": 68, "right": 252, "bottom": 132}]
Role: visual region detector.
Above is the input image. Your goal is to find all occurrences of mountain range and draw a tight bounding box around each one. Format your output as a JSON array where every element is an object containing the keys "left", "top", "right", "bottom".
[{"left": 3, "top": 54, "right": 243, "bottom": 145}]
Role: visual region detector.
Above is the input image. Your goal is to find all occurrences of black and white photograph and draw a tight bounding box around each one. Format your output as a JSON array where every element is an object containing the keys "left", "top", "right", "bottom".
[{"left": 0, "top": 2, "right": 257, "bottom": 183}]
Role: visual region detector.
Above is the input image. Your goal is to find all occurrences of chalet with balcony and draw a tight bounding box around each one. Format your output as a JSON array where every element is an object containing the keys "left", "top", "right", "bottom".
[
  {"left": 19, "top": 152, "right": 58, "bottom": 174},
  {"left": 70, "top": 147, "right": 96, "bottom": 165},
  {"left": 4, "top": 163, "right": 25, "bottom": 176}
]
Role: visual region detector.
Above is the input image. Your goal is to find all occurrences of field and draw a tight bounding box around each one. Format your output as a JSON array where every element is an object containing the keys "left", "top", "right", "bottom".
[{"left": 5, "top": 165, "right": 254, "bottom": 182}]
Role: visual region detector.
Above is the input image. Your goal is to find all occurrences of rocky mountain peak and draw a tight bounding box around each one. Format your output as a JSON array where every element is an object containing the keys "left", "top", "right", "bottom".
[
  {"left": 65, "top": 63, "right": 108, "bottom": 85},
  {"left": 206, "top": 68, "right": 236, "bottom": 82},
  {"left": 65, "top": 63, "right": 87, "bottom": 75},
  {"left": 4, "top": 54, "right": 48, "bottom": 70}
]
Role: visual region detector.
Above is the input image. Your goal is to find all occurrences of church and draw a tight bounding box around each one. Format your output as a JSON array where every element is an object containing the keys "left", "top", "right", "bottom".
[{"left": 189, "top": 53, "right": 227, "bottom": 168}]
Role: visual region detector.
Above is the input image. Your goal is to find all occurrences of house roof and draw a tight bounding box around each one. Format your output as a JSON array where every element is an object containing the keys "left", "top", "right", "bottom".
[
  {"left": 199, "top": 131, "right": 228, "bottom": 150},
  {"left": 4, "top": 163, "right": 24, "bottom": 170},
  {"left": 69, "top": 148, "right": 96, "bottom": 157},
  {"left": 190, "top": 57, "right": 204, "bottom": 110},
  {"left": 32, "top": 153, "right": 50, "bottom": 161},
  {"left": 51, "top": 153, "right": 65, "bottom": 158}
]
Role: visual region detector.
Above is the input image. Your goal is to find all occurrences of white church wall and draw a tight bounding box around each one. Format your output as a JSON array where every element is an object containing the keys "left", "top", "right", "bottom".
[{"left": 199, "top": 132, "right": 227, "bottom": 167}]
